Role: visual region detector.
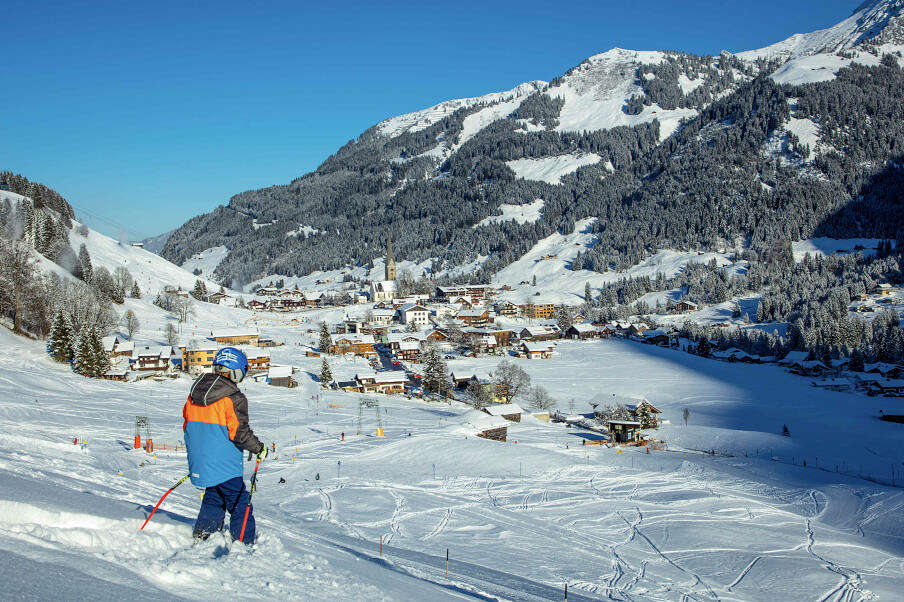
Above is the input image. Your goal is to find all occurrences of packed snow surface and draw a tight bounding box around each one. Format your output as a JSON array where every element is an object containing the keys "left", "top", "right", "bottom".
[
  {"left": 506, "top": 153, "right": 601, "bottom": 185},
  {"left": 475, "top": 199, "right": 545, "bottom": 228},
  {"left": 181, "top": 246, "right": 228, "bottom": 277},
  {"left": 1, "top": 318, "right": 903, "bottom": 599}
]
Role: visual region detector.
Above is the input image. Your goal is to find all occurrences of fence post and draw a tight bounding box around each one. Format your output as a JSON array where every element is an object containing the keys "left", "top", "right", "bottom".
[
  {"left": 446, "top": 548, "right": 449, "bottom": 578},
  {"left": 565, "top": 582, "right": 568, "bottom": 600}
]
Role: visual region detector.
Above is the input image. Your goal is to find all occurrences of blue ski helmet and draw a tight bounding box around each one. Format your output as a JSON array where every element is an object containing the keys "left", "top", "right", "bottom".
[{"left": 213, "top": 347, "right": 249, "bottom": 382}]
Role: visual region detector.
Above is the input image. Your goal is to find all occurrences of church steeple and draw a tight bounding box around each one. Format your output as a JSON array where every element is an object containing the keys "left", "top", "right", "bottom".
[{"left": 385, "top": 235, "right": 397, "bottom": 281}]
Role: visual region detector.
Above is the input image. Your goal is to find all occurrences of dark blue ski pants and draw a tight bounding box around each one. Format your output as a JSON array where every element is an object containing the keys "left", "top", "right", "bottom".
[{"left": 194, "top": 476, "right": 255, "bottom": 543}]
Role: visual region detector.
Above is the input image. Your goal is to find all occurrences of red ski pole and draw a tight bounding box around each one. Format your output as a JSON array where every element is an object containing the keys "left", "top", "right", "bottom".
[
  {"left": 238, "top": 456, "right": 261, "bottom": 543},
  {"left": 140, "top": 474, "right": 190, "bottom": 531}
]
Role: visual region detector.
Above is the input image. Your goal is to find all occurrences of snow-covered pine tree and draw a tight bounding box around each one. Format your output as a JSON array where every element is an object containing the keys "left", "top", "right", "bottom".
[
  {"left": 88, "top": 327, "right": 109, "bottom": 377},
  {"left": 72, "top": 328, "right": 92, "bottom": 375},
  {"left": 77, "top": 244, "right": 92, "bottom": 282},
  {"left": 421, "top": 346, "right": 449, "bottom": 398},
  {"left": 130, "top": 281, "right": 141, "bottom": 298},
  {"left": 319, "top": 358, "right": 333, "bottom": 387},
  {"left": 191, "top": 279, "right": 208, "bottom": 300},
  {"left": 318, "top": 322, "right": 332, "bottom": 353},
  {"left": 48, "top": 310, "right": 74, "bottom": 363}
]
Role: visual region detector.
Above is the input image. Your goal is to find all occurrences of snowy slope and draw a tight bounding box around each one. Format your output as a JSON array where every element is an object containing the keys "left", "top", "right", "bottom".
[
  {"left": 492, "top": 218, "right": 736, "bottom": 304},
  {"left": 376, "top": 81, "right": 546, "bottom": 139},
  {"left": 181, "top": 245, "right": 229, "bottom": 277},
  {"left": 549, "top": 49, "right": 697, "bottom": 141},
  {"left": 1, "top": 318, "right": 903, "bottom": 599},
  {"left": 506, "top": 153, "right": 601, "bottom": 185},
  {"left": 69, "top": 221, "right": 234, "bottom": 295}
]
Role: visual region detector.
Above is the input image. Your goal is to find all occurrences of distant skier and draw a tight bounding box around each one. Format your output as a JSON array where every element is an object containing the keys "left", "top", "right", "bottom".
[{"left": 183, "top": 347, "right": 266, "bottom": 544}]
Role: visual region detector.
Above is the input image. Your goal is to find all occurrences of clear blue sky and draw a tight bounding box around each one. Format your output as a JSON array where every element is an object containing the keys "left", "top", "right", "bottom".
[{"left": 2, "top": 0, "right": 859, "bottom": 239}]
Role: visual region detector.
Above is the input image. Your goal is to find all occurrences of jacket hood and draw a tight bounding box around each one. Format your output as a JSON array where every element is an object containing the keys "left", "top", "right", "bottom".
[{"left": 189, "top": 373, "right": 240, "bottom": 407}]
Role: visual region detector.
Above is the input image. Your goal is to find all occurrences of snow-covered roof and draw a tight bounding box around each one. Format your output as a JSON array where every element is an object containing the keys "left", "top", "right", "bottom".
[
  {"left": 132, "top": 345, "right": 172, "bottom": 359},
  {"left": 398, "top": 303, "right": 427, "bottom": 313},
  {"left": 522, "top": 341, "right": 553, "bottom": 352},
  {"left": 356, "top": 371, "right": 407, "bottom": 383},
  {"left": 521, "top": 326, "right": 554, "bottom": 336},
  {"left": 102, "top": 335, "right": 120, "bottom": 352},
  {"left": 460, "top": 410, "right": 509, "bottom": 433},
  {"left": 484, "top": 403, "right": 523, "bottom": 416},
  {"left": 780, "top": 351, "right": 810, "bottom": 364},
  {"left": 332, "top": 334, "right": 375, "bottom": 345},
  {"left": 211, "top": 329, "right": 258, "bottom": 339},
  {"left": 398, "top": 340, "right": 420, "bottom": 351},
  {"left": 268, "top": 366, "right": 293, "bottom": 379},
  {"left": 457, "top": 309, "right": 488, "bottom": 318},
  {"left": 568, "top": 323, "right": 596, "bottom": 333}
]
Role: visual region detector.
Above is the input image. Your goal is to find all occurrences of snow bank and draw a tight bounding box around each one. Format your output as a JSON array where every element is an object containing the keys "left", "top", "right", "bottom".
[{"left": 506, "top": 153, "right": 600, "bottom": 185}]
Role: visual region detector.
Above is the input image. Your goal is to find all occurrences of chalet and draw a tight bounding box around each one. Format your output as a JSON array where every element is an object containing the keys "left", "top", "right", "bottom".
[
  {"left": 179, "top": 342, "right": 218, "bottom": 374},
  {"left": 494, "top": 301, "right": 519, "bottom": 317},
  {"left": 873, "top": 283, "right": 893, "bottom": 296},
  {"left": 103, "top": 336, "right": 136, "bottom": 359},
  {"left": 355, "top": 371, "right": 407, "bottom": 394},
  {"left": 397, "top": 303, "right": 430, "bottom": 327},
  {"left": 790, "top": 360, "right": 829, "bottom": 376},
  {"left": 368, "top": 309, "right": 396, "bottom": 325},
  {"left": 396, "top": 339, "right": 421, "bottom": 362},
  {"left": 486, "top": 329, "right": 514, "bottom": 348},
  {"left": 519, "top": 296, "right": 556, "bottom": 320},
  {"left": 256, "top": 286, "right": 281, "bottom": 296},
  {"left": 457, "top": 308, "right": 492, "bottom": 328},
  {"left": 103, "top": 359, "right": 130, "bottom": 381},
  {"left": 302, "top": 291, "right": 323, "bottom": 307},
  {"left": 520, "top": 341, "right": 554, "bottom": 359},
  {"left": 329, "top": 334, "right": 377, "bottom": 357},
  {"left": 565, "top": 324, "right": 599, "bottom": 340},
  {"left": 628, "top": 324, "right": 647, "bottom": 337},
  {"left": 519, "top": 326, "right": 557, "bottom": 342},
  {"left": 624, "top": 398, "right": 662, "bottom": 427},
  {"left": 245, "top": 349, "right": 271, "bottom": 374},
  {"left": 370, "top": 280, "right": 396, "bottom": 302},
  {"left": 131, "top": 346, "right": 174, "bottom": 372},
  {"left": 643, "top": 331, "right": 672, "bottom": 347},
  {"left": 430, "top": 304, "right": 460, "bottom": 321},
  {"left": 425, "top": 329, "right": 450, "bottom": 343},
  {"left": 674, "top": 300, "right": 699, "bottom": 313},
  {"left": 267, "top": 366, "right": 296, "bottom": 388},
  {"left": 859, "top": 374, "right": 904, "bottom": 397},
  {"left": 452, "top": 296, "right": 474, "bottom": 309},
  {"left": 207, "top": 292, "right": 233, "bottom": 305},
  {"left": 779, "top": 351, "right": 810, "bottom": 367},
  {"left": 462, "top": 410, "right": 508, "bottom": 442},
  {"left": 210, "top": 329, "right": 260, "bottom": 346},
  {"left": 606, "top": 420, "right": 642, "bottom": 443},
  {"left": 483, "top": 403, "right": 524, "bottom": 422},
  {"left": 247, "top": 299, "right": 267, "bottom": 310}
]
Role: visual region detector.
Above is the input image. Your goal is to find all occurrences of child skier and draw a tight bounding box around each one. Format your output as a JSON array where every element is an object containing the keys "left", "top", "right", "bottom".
[{"left": 183, "top": 347, "right": 266, "bottom": 544}]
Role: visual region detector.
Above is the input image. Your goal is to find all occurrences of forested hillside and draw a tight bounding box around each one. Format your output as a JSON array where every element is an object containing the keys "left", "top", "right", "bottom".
[{"left": 161, "top": 1, "right": 904, "bottom": 288}]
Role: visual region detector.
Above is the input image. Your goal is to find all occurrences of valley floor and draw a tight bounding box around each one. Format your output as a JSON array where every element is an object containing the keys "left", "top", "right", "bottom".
[{"left": 1, "top": 325, "right": 903, "bottom": 600}]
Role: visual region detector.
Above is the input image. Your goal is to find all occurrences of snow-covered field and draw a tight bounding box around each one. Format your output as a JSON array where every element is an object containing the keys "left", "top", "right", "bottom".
[
  {"left": 791, "top": 238, "right": 883, "bottom": 262},
  {"left": 476, "top": 199, "right": 545, "bottom": 227},
  {"left": 2, "top": 316, "right": 903, "bottom": 600}
]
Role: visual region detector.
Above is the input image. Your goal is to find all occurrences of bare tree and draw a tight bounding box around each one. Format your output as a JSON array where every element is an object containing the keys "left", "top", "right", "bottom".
[
  {"left": 164, "top": 322, "right": 179, "bottom": 346},
  {"left": 526, "top": 385, "right": 555, "bottom": 411},
  {"left": 466, "top": 379, "right": 494, "bottom": 409},
  {"left": 0, "top": 238, "right": 42, "bottom": 333},
  {"left": 122, "top": 310, "right": 140, "bottom": 340},
  {"left": 169, "top": 294, "right": 194, "bottom": 323},
  {"left": 494, "top": 359, "right": 531, "bottom": 403}
]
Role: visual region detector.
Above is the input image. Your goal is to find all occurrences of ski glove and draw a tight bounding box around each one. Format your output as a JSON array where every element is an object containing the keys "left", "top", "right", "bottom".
[{"left": 247, "top": 446, "right": 268, "bottom": 462}]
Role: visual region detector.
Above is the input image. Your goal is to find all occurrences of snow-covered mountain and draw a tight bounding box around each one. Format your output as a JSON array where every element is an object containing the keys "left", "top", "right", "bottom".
[
  {"left": 737, "top": 0, "right": 904, "bottom": 61},
  {"left": 161, "top": 1, "right": 904, "bottom": 286}
]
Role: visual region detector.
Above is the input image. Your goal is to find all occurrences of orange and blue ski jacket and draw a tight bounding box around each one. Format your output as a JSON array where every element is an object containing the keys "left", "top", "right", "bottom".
[{"left": 183, "top": 373, "right": 262, "bottom": 487}]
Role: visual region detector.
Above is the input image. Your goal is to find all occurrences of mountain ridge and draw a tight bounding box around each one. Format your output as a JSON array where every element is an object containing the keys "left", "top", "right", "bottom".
[{"left": 160, "top": 1, "right": 904, "bottom": 287}]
